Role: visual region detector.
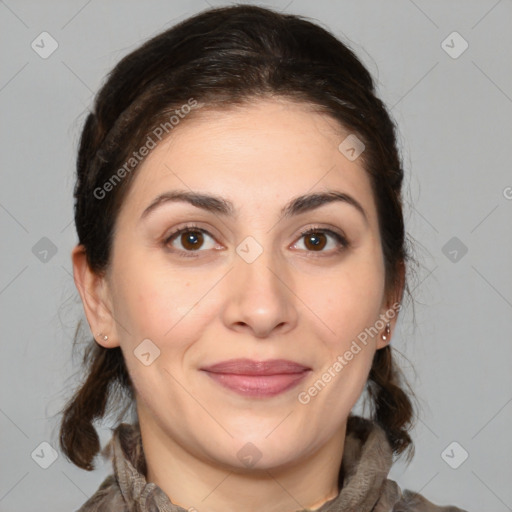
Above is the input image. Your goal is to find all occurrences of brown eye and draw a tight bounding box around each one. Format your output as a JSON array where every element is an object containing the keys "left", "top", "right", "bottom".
[
  {"left": 303, "top": 232, "right": 327, "bottom": 251},
  {"left": 164, "top": 226, "right": 217, "bottom": 255},
  {"left": 179, "top": 230, "right": 204, "bottom": 251},
  {"left": 294, "top": 228, "right": 348, "bottom": 254}
]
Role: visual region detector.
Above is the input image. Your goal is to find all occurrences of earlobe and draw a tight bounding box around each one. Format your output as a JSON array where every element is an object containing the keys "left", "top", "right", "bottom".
[
  {"left": 377, "top": 263, "right": 405, "bottom": 349},
  {"left": 96, "top": 333, "right": 109, "bottom": 343},
  {"left": 377, "top": 298, "right": 400, "bottom": 349},
  {"left": 71, "top": 245, "right": 119, "bottom": 348},
  {"left": 381, "top": 322, "right": 391, "bottom": 342},
  {"left": 375, "top": 321, "right": 392, "bottom": 350}
]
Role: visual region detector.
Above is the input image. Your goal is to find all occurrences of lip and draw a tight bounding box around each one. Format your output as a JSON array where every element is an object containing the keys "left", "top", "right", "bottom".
[
  {"left": 200, "top": 358, "right": 311, "bottom": 398},
  {"left": 201, "top": 358, "right": 310, "bottom": 375}
]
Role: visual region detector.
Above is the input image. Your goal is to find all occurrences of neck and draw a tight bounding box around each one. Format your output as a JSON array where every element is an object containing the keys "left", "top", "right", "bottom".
[{"left": 138, "top": 411, "right": 346, "bottom": 512}]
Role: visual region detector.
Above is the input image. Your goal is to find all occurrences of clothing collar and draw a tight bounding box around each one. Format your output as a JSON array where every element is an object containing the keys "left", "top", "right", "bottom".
[{"left": 110, "top": 415, "right": 402, "bottom": 512}]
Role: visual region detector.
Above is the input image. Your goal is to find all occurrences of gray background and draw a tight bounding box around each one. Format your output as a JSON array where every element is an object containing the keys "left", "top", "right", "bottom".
[{"left": 1, "top": 0, "right": 511, "bottom": 510}]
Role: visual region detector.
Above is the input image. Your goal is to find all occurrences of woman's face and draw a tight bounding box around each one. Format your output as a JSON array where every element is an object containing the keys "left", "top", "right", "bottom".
[{"left": 99, "top": 98, "right": 395, "bottom": 470}]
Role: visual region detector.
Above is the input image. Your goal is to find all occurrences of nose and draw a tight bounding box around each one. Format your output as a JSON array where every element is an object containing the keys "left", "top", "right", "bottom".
[{"left": 221, "top": 246, "right": 299, "bottom": 339}]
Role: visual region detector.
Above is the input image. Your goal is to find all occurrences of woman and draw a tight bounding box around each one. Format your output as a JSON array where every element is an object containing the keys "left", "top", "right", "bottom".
[{"left": 60, "top": 5, "right": 468, "bottom": 511}]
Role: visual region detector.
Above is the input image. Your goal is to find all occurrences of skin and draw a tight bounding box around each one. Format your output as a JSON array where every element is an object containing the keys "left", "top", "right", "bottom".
[{"left": 73, "top": 98, "right": 401, "bottom": 512}]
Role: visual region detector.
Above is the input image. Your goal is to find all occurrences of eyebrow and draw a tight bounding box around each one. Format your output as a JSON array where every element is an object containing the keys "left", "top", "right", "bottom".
[{"left": 140, "top": 190, "right": 368, "bottom": 223}]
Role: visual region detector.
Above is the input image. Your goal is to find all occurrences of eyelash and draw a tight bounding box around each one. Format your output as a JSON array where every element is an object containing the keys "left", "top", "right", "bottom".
[{"left": 162, "top": 224, "right": 349, "bottom": 258}]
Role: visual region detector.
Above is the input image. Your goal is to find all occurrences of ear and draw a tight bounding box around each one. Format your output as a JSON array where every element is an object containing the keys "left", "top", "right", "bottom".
[
  {"left": 71, "top": 244, "right": 119, "bottom": 348},
  {"left": 376, "top": 260, "right": 405, "bottom": 349}
]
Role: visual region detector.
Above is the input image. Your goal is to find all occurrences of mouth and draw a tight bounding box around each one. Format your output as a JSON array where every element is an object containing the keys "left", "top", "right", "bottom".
[{"left": 200, "top": 358, "right": 311, "bottom": 398}]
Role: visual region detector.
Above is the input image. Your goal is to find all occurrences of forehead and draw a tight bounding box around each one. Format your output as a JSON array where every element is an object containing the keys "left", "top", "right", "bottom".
[{"left": 118, "top": 98, "right": 377, "bottom": 224}]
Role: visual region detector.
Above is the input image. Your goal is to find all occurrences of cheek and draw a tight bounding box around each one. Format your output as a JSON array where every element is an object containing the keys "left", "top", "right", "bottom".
[
  {"left": 305, "top": 254, "right": 386, "bottom": 347},
  {"left": 111, "top": 259, "right": 214, "bottom": 402},
  {"left": 111, "top": 252, "right": 209, "bottom": 341},
  {"left": 296, "top": 263, "right": 384, "bottom": 416}
]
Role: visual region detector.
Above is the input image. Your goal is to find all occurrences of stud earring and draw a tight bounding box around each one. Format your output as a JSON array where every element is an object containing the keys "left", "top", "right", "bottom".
[
  {"left": 97, "top": 333, "right": 108, "bottom": 341},
  {"left": 381, "top": 323, "right": 391, "bottom": 342}
]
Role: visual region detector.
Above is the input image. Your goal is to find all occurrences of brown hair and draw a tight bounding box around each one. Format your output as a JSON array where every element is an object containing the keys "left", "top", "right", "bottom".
[{"left": 60, "top": 4, "right": 417, "bottom": 471}]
